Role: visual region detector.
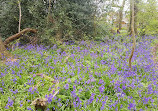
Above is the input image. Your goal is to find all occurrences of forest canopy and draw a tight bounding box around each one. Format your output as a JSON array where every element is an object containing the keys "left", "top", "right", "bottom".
[{"left": 0, "top": 0, "right": 158, "bottom": 43}]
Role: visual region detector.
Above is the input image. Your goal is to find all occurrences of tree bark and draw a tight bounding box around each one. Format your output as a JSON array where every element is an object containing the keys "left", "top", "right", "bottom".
[
  {"left": 118, "top": 0, "right": 126, "bottom": 30},
  {"left": 15, "top": 0, "right": 22, "bottom": 48},
  {"left": 134, "top": 0, "right": 139, "bottom": 35},
  {"left": 128, "top": 0, "right": 132, "bottom": 34},
  {"left": 128, "top": 0, "right": 138, "bottom": 35},
  {"left": 4, "top": 28, "right": 37, "bottom": 47},
  {"left": 47, "top": 0, "right": 52, "bottom": 24},
  {"left": 18, "top": 0, "right": 21, "bottom": 33},
  {"left": 129, "top": 0, "right": 136, "bottom": 71}
]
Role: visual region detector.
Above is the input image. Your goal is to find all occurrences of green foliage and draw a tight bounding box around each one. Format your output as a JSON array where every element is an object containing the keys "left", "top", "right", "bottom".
[
  {"left": 44, "top": 0, "right": 98, "bottom": 41},
  {"left": 0, "top": 0, "right": 19, "bottom": 38},
  {"left": 0, "top": 0, "right": 47, "bottom": 39},
  {"left": 0, "top": 0, "right": 100, "bottom": 43},
  {"left": 146, "top": 20, "right": 158, "bottom": 35},
  {"left": 137, "top": 0, "right": 158, "bottom": 36},
  {"left": 94, "top": 18, "right": 111, "bottom": 41}
]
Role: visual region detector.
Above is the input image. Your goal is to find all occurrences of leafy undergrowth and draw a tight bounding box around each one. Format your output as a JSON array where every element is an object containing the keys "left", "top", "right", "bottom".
[{"left": 0, "top": 36, "right": 158, "bottom": 111}]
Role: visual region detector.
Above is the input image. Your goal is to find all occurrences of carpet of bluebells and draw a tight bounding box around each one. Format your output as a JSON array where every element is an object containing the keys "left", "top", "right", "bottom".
[{"left": 0, "top": 36, "right": 158, "bottom": 111}]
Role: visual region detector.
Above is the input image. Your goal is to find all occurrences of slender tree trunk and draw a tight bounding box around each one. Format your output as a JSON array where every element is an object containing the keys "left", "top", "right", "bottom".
[
  {"left": 128, "top": 0, "right": 132, "bottom": 34},
  {"left": 118, "top": 0, "right": 126, "bottom": 30},
  {"left": 128, "top": 0, "right": 138, "bottom": 35},
  {"left": 129, "top": 0, "right": 136, "bottom": 71},
  {"left": 18, "top": 0, "right": 21, "bottom": 33},
  {"left": 47, "top": 0, "right": 51, "bottom": 24},
  {"left": 134, "top": 0, "right": 139, "bottom": 35},
  {"left": 15, "top": 0, "right": 22, "bottom": 48}
]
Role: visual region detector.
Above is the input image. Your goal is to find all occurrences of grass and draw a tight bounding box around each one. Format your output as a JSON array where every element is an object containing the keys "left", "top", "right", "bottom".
[{"left": 0, "top": 36, "right": 158, "bottom": 111}]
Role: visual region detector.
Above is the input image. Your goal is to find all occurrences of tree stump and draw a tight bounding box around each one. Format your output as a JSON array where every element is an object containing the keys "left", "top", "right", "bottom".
[{"left": 0, "top": 36, "right": 11, "bottom": 59}]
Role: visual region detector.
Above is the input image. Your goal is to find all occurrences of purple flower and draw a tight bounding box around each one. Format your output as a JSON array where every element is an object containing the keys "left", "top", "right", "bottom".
[
  {"left": 27, "top": 107, "right": 32, "bottom": 110},
  {"left": 100, "top": 60, "right": 107, "bottom": 65},
  {"left": 10, "top": 89, "right": 18, "bottom": 94},
  {"left": 27, "top": 99, "right": 31, "bottom": 103},
  {"left": 100, "top": 101, "right": 106, "bottom": 110},
  {"left": 1, "top": 72, "right": 5, "bottom": 77},
  {"left": 68, "top": 78, "right": 71, "bottom": 83},
  {"left": 73, "top": 85, "right": 76, "bottom": 90},
  {"left": 65, "top": 83, "right": 69, "bottom": 90},
  {"left": 86, "top": 79, "right": 90, "bottom": 84},
  {"left": 0, "top": 87, "right": 3, "bottom": 92},
  {"left": 143, "top": 97, "right": 150, "bottom": 105},
  {"left": 128, "top": 103, "right": 135, "bottom": 110},
  {"left": 45, "top": 94, "right": 54, "bottom": 103},
  {"left": 48, "top": 87, "right": 51, "bottom": 91},
  {"left": 96, "top": 97, "right": 99, "bottom": 103},
  {"left": 71, "top": 90, "right": 77, "bottom": 98},
  {"left": 12, "top": 70, "right": 15, "bottom": 74},
  {"left": 1, "top": 80, "right": 4, "bottom": 86},
  {"left": 5, "top": 105, "right": 9, "bottom": 109},
  {"left": 28, "top": 87, "right": 37, "bottom": 94},
  {"left": 122, "top": 85, "right": 126, "bottom": 90},
  {"left": 148, "top": 84, "right": 153, "bottom": 94},
  {"left": 5, "top": 97, "right": 14, "bottom": 109},
  {"left": 12, "top": 77, "right": 17, "bottom": 83},
  {"left": 20, "top": 101, "right": 23, "bottom": 107},
  {"left": 88, "top": 93, "right": 95, "bottom": 104},
  {"left": 98, "top": 79, "right": 104, "bottom": 84},
  {"left": 99, "top": 85, "right": 105, "bottom": 93},
  {"left": 79, "top": 89, "right": 82, "bottom": 93},
  {"left": 73, "top": 101, "right": 77, "bottom": 108}
]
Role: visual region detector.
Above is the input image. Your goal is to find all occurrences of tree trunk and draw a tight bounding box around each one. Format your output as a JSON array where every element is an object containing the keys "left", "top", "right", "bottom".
[
  {"left": 118, "top": 0, "right": 126, "bottom": 30},
  {"left": 0, "top": 36, "right": 11, "bottom": 59},
  {"left": 128, "top": 0, "right": 138, "bottom": 35},
  {"left": 18, "top": 0, "right": 21, "bottom": 33},
  {"left": 129, "top": 0, "right": 136, "bottom": 71},
  {"left": 134, "top": 0, "right": 139, "bottom": 35},
  {"left": 128, "top": 0, "right": 132, "bottom": 34},
  {"left": 47, "top": 0, "right": 52, "bottom": 24},
  {"left": 15, "top": 0, "right": 22, "bottom": 48},
  {"left": 4, "top": 28, "right": 37, "bottom": 47}
]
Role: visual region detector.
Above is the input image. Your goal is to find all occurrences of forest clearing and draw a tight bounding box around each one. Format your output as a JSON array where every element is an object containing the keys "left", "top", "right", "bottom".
[{"left": 0, "top": 0, "right": 158, "bottom": 111}]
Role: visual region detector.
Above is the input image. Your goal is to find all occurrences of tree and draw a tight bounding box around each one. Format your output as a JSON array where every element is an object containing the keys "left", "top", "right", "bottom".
[
  {"left": 0, "top": 0, "right": 99, "bottom": 43},
  {"left": 18, "top": 0, "right": 21, "bottom": 33},
  {"left": 128, "top": 0, "right": 139, "bottom": 35},
  {"left": 129, "top": 0, "right": 136, "bottom": 71},
  {"left": 137, "top": 0, "right": 158, "bottom": 35},
  {"left": 118, "top": 0, "right": 126, "bottom": 30},
  {"left": 0, "top": 0, "right": 47, "bottom": 39}
]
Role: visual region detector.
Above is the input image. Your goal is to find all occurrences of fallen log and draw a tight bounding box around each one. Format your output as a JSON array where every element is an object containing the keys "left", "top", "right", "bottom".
[
  {"left": 4, "top": 28, "right": 37, "bottom": 47},
  {"left": 0, "top": 28, "right": 37, "bottom": 60}
]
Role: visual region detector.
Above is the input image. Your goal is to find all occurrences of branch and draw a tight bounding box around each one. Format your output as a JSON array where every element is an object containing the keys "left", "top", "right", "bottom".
[{"left": 4, "top": 28, "right": 37, "bottom": 47}]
